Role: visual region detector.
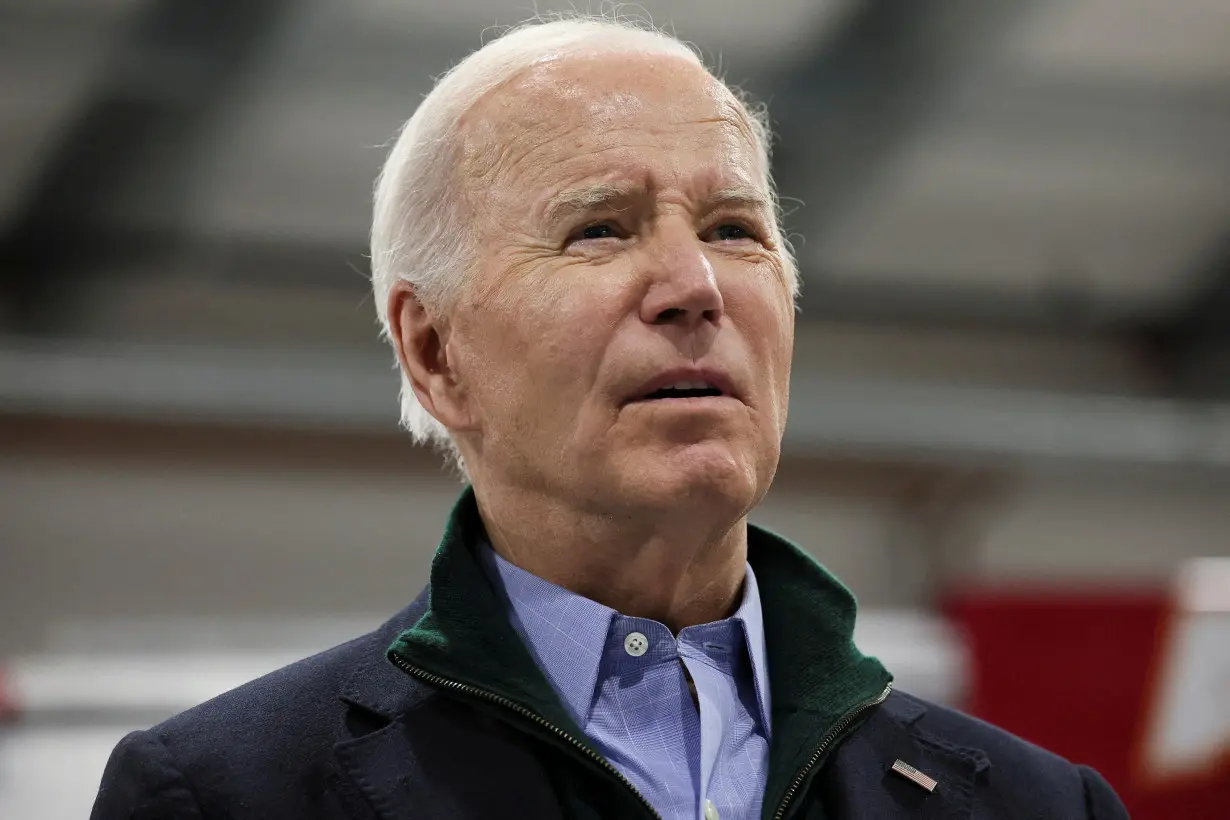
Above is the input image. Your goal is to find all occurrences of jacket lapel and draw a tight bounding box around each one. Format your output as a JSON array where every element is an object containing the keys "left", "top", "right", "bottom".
[{"left": 332, "top": 596, "right": 435, "bottom": 820}]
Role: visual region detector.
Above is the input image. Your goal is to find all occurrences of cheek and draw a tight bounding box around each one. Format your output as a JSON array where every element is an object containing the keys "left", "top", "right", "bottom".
[
  {"left": 530, "top": 278, "right": 622, "bottom": 382},
  {"left": 728, "top": 275, "right": 794, "bottom": 364},
  {"left": 466, "top": 270, "right": 626, "bottom": 416},
  {"left": 768, "top": 300, "right": 795, "bottom": 415},
  {"left": 724, "top": 276, "right": 794, "bottom": 423},
  {"left": 773, "top": 301, "right": 795, "bottom": 377}
]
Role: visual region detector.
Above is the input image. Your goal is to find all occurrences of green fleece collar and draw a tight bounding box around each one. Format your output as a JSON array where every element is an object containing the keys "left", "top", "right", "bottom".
[{"left": 387, "top": 488, "right": 892, "bottom": 815}]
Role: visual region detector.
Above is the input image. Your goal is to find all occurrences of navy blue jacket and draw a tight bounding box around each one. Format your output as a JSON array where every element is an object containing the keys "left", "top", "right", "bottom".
[{"left": 93, "top": 492, "right": 1129, "bottom": 819}]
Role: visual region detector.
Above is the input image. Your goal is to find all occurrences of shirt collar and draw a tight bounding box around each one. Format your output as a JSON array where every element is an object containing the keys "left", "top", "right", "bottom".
[
  {"left": 730, "top": 561, "right": 773, "bottom": 731},
  {"left": 480, "top": 545, "right": 616, "bottom": 726},
  {"left": 481, "top": 543, "right": 772, "bottom": 732}
]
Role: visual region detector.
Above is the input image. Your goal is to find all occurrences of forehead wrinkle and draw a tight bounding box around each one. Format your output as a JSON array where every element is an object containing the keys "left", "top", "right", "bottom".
[
  {"left": 458, "top": 68, "right": 589, "bottom": 193},
  {"left": 461, "top": 111, "right": 571, "bottom": 193},
  {"left": 681, "top": 159, "right": 767, "bottom": 206}
]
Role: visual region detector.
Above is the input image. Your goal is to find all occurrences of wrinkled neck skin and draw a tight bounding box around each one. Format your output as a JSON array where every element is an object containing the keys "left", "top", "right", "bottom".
[{"left": 473, "top": 479, "right": 749, "bottom": 634}]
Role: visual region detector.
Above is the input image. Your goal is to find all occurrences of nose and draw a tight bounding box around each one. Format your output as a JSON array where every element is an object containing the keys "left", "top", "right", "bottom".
[{"left": 639, "top": 229, "right": 724, "bottom": 330}]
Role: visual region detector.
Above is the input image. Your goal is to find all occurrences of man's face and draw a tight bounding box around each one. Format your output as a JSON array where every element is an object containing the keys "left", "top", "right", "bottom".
[{"left": 447, "top": 51, "right": 794, "bottom": 518}]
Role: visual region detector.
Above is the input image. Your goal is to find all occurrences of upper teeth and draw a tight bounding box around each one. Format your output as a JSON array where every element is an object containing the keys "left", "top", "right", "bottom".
[{"left": 665, "top": 381, "right": 714, "bottom": 390}]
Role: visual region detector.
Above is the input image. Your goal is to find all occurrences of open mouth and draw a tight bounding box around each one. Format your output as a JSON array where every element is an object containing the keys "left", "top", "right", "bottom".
[{"left": 637, "top": 380, "right": 726, "bottom": 401}]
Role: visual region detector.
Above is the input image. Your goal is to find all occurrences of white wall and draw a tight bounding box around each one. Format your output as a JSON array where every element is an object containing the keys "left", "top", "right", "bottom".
[{"left": 975, "top": 467, "right": 1230, "bottom": 581}]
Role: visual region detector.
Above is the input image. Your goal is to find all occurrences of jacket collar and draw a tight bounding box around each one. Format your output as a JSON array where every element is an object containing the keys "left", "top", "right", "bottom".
[
  {"left": 750, "top": 519, "right": 894, "bottom": 814},
  {"left": 381, "top": 488, "right": 895, "bottom": 807}
]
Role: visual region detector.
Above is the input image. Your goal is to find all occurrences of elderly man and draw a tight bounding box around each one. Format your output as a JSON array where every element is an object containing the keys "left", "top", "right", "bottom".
[{"left": 93, "top": 16, "right": 1127, "bottom": 820}]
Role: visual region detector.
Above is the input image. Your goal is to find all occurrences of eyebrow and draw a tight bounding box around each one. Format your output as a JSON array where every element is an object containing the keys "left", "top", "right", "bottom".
[
  {"left": 540, "top": 182, "right": 642, "bottom": 229},
  {"left": 539, "top": 181, "right": 772, "bottom": 230},
  {"left": 705, "top": 184, "right": 773, "bottom": 217}
]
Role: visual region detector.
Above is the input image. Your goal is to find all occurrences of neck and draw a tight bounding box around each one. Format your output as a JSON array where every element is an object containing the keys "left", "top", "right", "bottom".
[{"left": 473, "top": 480, "right": 749, "bottom": 633}]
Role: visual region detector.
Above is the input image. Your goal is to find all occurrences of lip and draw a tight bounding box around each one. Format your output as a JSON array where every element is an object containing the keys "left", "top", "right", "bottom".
[{"left": 625, "top": 367, "right": 741, "bottom": 405}]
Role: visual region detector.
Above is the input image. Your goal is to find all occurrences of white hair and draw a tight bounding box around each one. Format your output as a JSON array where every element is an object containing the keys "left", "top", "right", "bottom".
[{"left": 370, "top": 14, "right": 794, "bottom": 476}]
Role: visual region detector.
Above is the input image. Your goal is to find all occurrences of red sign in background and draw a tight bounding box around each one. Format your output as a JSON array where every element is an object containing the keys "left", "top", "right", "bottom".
[{"left": 943, "top": 588, "right": 1230, "bottom": 820}]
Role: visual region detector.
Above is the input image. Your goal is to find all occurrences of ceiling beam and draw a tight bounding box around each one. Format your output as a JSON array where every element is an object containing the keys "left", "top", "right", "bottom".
[
  {"left": 0, "top": 0, "right": 294, "bottom": 334},
  {"left": 1147, "top": 236, "right": 1230, "bottom": 398},
  {"left": 762, "top": 0, "right": 1036, "bottom": 319}
]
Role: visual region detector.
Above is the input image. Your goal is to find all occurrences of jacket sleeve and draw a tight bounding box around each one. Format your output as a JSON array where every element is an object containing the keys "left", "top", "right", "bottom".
[
  {"left": 1078, "top": 765, "right": 1130, "bottom": 820},
  {"left": 91, "top": 730, "right": 205, "bottom": 820}
]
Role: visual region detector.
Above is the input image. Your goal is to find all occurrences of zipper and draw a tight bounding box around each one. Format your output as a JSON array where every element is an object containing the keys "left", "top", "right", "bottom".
[
  {"left": 771, "top": 681, "right": 894, "bottom": 820},
  {"left": 388, "top": 652, "right": 664, "bottom": 820}
]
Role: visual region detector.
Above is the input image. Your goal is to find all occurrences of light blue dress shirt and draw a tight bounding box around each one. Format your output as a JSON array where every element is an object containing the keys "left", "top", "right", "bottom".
[{"left": 482, "top": 545, "right": 772, "bottom": 820}]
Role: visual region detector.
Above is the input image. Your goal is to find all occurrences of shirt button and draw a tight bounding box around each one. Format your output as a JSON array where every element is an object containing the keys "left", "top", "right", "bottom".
[
  {"left": 704, "top": 799, "right": 719, "bottom": 820},
  {"left": 623, "top": 632, "right": 648, "bottom": 657}
]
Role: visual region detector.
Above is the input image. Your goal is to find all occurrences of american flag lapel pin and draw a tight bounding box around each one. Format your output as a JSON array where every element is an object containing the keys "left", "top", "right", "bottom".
[{"left": 891, "top": 759, "right": 939, "bottom": 793}]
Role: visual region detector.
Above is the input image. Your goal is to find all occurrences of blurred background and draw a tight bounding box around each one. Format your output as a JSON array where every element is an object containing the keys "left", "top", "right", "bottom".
[{"left": 1, "top": 0, "right": 1229, "bottom": 817}]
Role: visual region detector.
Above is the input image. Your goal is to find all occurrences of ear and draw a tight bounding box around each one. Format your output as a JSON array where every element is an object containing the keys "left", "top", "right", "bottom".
[{"left": 387, "top": 280, "right": 475, "bottom": 432}]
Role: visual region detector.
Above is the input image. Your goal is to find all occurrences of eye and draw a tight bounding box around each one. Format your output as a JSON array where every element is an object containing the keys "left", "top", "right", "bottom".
[
  {"left": 563, "top": 220, "right": 628, "bottom": 251},
  {"left": 577, "top": 223, "right": 618, "bottom": 241},
  {"left": 707, "top": 223, "right": 755, "bottom": 242}
]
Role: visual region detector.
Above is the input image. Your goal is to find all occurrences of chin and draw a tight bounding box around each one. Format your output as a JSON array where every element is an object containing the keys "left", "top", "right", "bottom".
[{"left": 625, "top": 440, "right": 763, "bottom": 515}]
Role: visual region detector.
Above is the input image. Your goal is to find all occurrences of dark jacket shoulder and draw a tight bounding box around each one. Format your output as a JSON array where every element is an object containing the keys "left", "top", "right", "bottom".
[
  {"left": 818, "top": 689, "right": 1126, "bottom": 820},
  {"left": 91, "top": 604, "right": 424, "bottom": 820}
]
